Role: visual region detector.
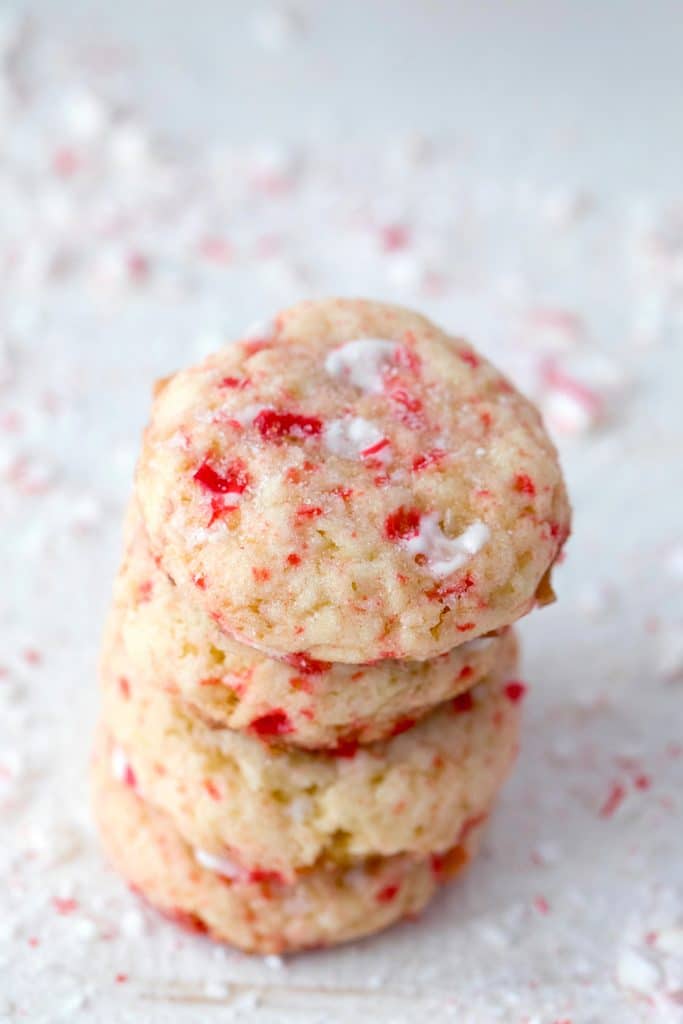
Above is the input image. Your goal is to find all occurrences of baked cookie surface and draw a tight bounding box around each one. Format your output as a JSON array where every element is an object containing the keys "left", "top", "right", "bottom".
[
  {"left": 93, "top": 739, "right": 486, "bottom": 954},
  {"left": 105, "top": 502, "right": 509, "bottom": 748},
  {"left": 101, "top": 631, "right": 521, "bottom": 880},
  {"left": 136, "top": 299, "right": 570, "bottom": 662}
]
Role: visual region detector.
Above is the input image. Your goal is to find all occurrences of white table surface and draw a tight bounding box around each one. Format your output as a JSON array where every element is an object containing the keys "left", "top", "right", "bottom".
[{"left": 1, "top": 3, "right": 682, "bottom": 1022}]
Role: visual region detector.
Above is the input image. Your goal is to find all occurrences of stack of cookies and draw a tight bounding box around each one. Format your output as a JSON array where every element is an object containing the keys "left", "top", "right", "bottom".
[{"left": 95, "top": 299, "right": 570, "bottom": 954}]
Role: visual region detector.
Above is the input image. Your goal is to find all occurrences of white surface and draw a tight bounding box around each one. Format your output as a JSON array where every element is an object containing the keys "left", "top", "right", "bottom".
[{"left": 1, "top": 5, "right": 682, "bottom": 1023}]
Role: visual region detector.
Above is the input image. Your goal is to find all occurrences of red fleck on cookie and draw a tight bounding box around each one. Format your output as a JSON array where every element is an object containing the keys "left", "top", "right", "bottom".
[{"left": 135, "top": 299, "right": 570, "bottom": 662}]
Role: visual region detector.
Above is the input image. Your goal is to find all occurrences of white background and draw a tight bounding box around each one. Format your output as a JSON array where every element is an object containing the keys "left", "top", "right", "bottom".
[{"left": 2, "top": 3, "right": 682, "bottom": 1023}]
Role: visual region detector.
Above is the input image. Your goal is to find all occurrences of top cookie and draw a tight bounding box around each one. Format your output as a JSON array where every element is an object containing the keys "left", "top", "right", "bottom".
[{"left": 136, "top": 299, "right": 570, "bottom": 663}]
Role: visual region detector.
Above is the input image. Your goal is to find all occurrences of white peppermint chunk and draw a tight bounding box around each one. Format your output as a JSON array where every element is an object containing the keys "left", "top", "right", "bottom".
[
  {"left": 616, "top": 948, "right": 661, "bottom": 994},
  {"left": 324, "top": 417, "right": 389, "bottom": 461},
  {"left": 405, "top": 515, "right": 489, "bottom": 577},
  {"left": 111, "top": 745, "right": 131, "bottom": 784},
  {"left": 324, "top": 338, "right": 399, "bottom": 393},
  {"left": 194, "top": 847, "right": 243, "bottom": 879},
  {"left": 227, "top": 403, "right": 266, "bottom": 427},
  {"left": 541, "top": 389, "right": 597, "bottom": 436},
  {"left": 654, "top": 926, "right": 683, "bottom": 955}
]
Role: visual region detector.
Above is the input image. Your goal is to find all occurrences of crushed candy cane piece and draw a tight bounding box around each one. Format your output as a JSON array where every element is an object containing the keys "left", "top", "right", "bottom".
[
  {"left": 111, "top": 746, "right": 136, "bottom": 789},
  {"left": 616, "top": 948, "right": 662, "bottom": 995},
  {"left": 403, "top": 514, "right": 490, "bottom": 578},
  {"left": 194, "top": 848, "right": 243, "bottom": 879},
  {"left": 193, "top": 459, "right": 250, "bottom": 495},
  {"left": 324, "top": 339, "right": 399, "bottom": 393},
  {"left": 324, "top": 417, "right": 390, "bottom": 462},
  {"left": 254, "top": 409, "right": 322, "bottom": 439}
]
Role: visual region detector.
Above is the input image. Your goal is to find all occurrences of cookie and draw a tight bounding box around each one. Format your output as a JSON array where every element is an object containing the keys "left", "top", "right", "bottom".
[
  {"left": 93, "top": 738, "right": 487, "bottom": 954},
  {"left": 105, "top": 501, "right": 509, "bottom": 748},
  {"left": 135, "top": 299, "right": 569, "bottom": 662},
  {"left": 101, "top": 631, "right": 520, "bottom": 881}
]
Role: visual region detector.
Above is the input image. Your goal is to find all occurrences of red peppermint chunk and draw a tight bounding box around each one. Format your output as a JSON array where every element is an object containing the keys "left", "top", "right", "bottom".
[
  {"left": 219, "top": 376, "right": 250, "bottom": 390},
  {"left": 284, "top": 652, "right": 331, "bottom": 675},
  {"left": 159, "top": 907, "right": 209, "bottom": 936},
  {"left": 53, "top": 897, "right": 78, "bottom": 915},
  {"left": 428, "top": 572, "right": 475, "bottom": 601},
  {"left": 203, "top": 779, "right": 222, "bottom": 800},
  {"left": 599, "top": 781, "right": 626, "bottom": 819},
  {"left": 327, "top": 737, "right": 359, "bottom": 759},
  {"left": 395, "top": 340, "right": 421, "bottom": 373},
  {"left": 459, "top": 349, "right": 480, "bottom": 369},
  {"left": 534, "top": 895, "right": 550, "bottom": 915},
  {"left": 452, "top": 691, "right": 474, "bottom": 713},
  {"left": 193, "top": 459, "right": 250, "bottom": 495},
  {"left": 296, "top": 505, "right": 324, "bottom": 520},
  {"left": 208, "top": 497, "right": 239, "bottom": 526},
  {"left": 380, "top": 224, "right": 410, "bottom": 251},
  {"left": 388, "top": 385, "right": 422, "bottom": 414},
  {"left": 376, "top": 882, "right": 400, "bottom": 903},
  {"left": 331, "top": 485, "right": 353, "bottom": 501},
  {"left": 504, "top": 680, "right": 527, "bottom": 703},
  {"left": 248, "top": 867, "right": 287, "bottom": 885},
  {"left": 385, "top": 506, "right": 421, "bottom": 541},
  {"left": 412, "top": 449, "right": 446, "bottom": 472},
  {"left": 390, "top": 717, "right": 417, "bottom": 737},
  {"left": 290, "top": 675, "right": 314, "bottom": 694},
  {"left": 360, "top": 437, "right": 390, "bottom": 459},
  {"left": 254, "top": 409, "right": 322, "bottom": 440},
  {"left": 549, "top": 520, "right": 571, "bottom": 546},
  {"left": 250, "top": 709, "right": 294, "bottom": 737},
  {"left": 514, "top": 473, "right": 536, "bottom": 496}
]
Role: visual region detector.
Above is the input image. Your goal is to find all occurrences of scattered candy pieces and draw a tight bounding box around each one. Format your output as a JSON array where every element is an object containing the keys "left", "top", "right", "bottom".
[
  {"left": 1, "top": 13, "right": 681, "bottom": 1023},
  {"left": 616, "top": 948, "right": 662, "bottom": 995}
]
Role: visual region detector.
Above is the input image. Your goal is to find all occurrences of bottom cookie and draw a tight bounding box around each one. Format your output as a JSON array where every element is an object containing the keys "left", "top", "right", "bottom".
[{"left": 93, "top": 739, "right": 490, "bottom": 954}]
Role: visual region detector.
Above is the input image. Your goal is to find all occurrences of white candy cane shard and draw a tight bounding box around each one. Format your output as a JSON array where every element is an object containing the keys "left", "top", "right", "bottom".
[
  {"left": 324, "top": 338, "right": 399, "bottom": 393},
  {"left": 111, "top": 746, "right": 131, "bottom": 783},
  {"left": 404, "top": 515, "right": 489, "bottom": 577},
  {"left": 226, "top": 403, "right": 266, "bottom": 426},
  {"left": 194, "top": 847, "right": 243, "bottom": 879},
  {"left": 324, "top": 417, "right": 390, "bottom": 462}
]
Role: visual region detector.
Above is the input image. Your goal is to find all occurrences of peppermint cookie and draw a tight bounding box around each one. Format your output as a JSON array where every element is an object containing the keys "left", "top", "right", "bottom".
[
  {"left": 105, "top": 502, "right": 509, "bottom": 748},
  {"left": 136, "top": 299, "right": 570, "bottom": 662},
  {"left": 101, "top": 632, "right": 520, "bottom": 881},
  {"left": 93, "top": 740, "right": 486, "bottom": 954}
]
